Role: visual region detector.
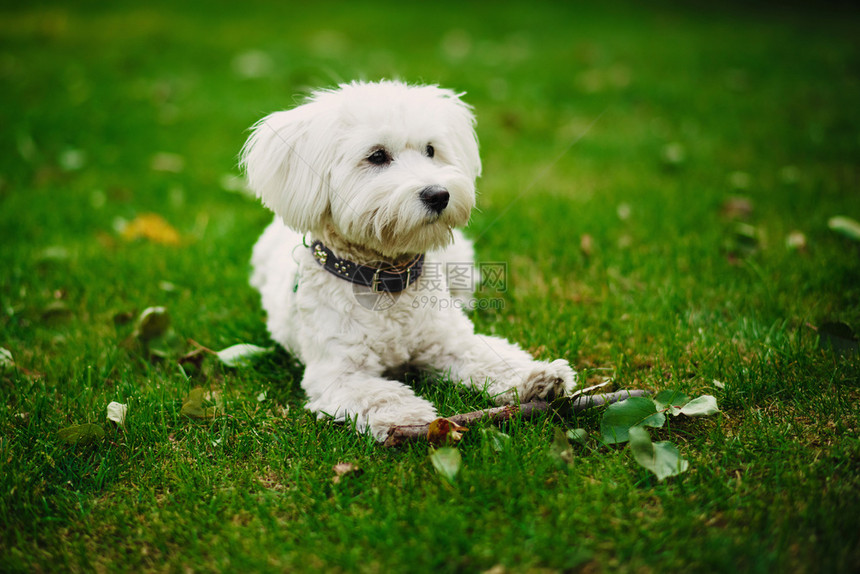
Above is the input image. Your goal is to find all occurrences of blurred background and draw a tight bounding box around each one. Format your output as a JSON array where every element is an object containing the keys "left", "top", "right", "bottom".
[{"left": 4, "top": 0, "right": 856, "bottom": 206}]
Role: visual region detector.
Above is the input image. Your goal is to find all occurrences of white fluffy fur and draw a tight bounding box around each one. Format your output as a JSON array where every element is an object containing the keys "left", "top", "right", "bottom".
[{"left": 242, "top": 80, "right": 576, "bottom": 441}]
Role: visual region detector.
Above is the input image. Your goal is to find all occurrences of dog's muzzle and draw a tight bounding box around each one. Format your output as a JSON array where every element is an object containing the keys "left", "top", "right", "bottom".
[{"left": 419, "top": 185, "right": 449, "bottom": 215}]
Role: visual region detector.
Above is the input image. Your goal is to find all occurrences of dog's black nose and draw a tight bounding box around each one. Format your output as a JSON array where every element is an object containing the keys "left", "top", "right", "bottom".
[{"left": 419, "top": 185, "right": 449, "bottom": 214}]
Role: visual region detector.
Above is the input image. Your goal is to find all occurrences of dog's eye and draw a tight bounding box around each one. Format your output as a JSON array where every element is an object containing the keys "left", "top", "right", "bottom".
[
  {"left": 426, "top": 144, "right": 435, "bottom": 158},
  {"left": 367, "top": 149, "right": 391, "bottom": 166}
]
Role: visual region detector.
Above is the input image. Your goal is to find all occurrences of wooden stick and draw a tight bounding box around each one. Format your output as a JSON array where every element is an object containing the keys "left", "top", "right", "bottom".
[{"left": 383, "top": 389, "right": 650, "bottom": 447}]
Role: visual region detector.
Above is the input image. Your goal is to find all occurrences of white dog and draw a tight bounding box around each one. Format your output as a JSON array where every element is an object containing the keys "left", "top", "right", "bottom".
[{"left": 242, "top": 80, "right": 576, "bottom": 441}]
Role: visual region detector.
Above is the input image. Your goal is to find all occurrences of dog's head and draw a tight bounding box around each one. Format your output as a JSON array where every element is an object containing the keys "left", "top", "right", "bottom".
[{"left": 241, "top": 81, "right": 481, "bottom": 256}]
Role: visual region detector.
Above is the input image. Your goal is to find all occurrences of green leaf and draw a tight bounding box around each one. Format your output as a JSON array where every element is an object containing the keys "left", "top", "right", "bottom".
[
  {"left": 216, "top": 343, "right": 273, "bottom": 367},
  {"left": 653, "top": 390, "right": 720, "bottom": 417},
  {"left": 58, "top": 423, "right": 105, "bottom": 446},
  {"left": 0, "top": 347, "right": 13, "bottom": 370},
  {"left": 429, "top": 447, "right": 462, "bottom": 483},
  {"left": 679, "top": 395, "right": 720, "bottom": 416},
  {"left": 600, "top": 396, "right": 665, "bottom": 444},
  {"left": 567, "top": 428, "right": 589, "bottom": 445},
  {"left": 628, "top": 426, "right": 689, "bottom": 481},
  {"left": 180, "top": 387, "right": 218, "bottom": 419},
  {"left": 653, "top": 390, "right": 690, "bottom": 415},
  {"left": 480, "top": 427, "right": 511, "bottom": 452},
  {"left": 828, "top": 215, "right": 860, "bottom": 242}
]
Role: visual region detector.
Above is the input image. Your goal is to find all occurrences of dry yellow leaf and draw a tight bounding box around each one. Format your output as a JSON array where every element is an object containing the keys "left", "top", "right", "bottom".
[
  {"left": 121, "top": 213, "right": 181, "bottom": 245},
  {"left": 426, "top": 417, "right": 468, "bottom": 446}
]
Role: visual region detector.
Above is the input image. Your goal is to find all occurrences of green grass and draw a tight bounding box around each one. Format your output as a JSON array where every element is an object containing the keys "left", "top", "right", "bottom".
[{"left": 2, "top": 1, "right": 860, "bottom": 572}]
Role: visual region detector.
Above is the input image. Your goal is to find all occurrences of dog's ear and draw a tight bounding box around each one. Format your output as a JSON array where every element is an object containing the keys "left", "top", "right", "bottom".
[
  {"left": 240, "top": 104, "right": 334, "bottom": 232},
  {"left": 438, "top": 89, "right": 482, "bottom": 182}
]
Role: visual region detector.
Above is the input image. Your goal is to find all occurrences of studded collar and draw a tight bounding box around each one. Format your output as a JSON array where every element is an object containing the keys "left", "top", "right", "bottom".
[{"left": 310, "top": 240, "right": 425, "bottom": 293}]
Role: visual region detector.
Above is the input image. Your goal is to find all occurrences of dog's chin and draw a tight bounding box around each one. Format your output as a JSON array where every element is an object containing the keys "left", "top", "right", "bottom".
[{"left": 375, "top": 218, "right": 457, "bottom": 257}]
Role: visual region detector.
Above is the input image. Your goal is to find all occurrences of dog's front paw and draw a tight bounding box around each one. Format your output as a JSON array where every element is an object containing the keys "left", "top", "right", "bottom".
[
  {"left": 366, "top": 400, "right": 438, "bottom": 443},
  {"left": 513, "top": 359, "right": 577, "bottom": 403}
]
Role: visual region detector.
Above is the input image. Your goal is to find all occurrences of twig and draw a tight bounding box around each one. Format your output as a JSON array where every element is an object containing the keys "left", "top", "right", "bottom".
[{"left": 383, "top": 389, "right": 650, "bottom": 447}]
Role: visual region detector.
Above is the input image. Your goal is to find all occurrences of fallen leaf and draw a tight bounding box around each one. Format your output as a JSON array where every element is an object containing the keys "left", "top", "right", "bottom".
[
  {"left": 429, "top": 447, "right": 462, "bottom": 483},
  {"left": 653, "top": 390, "right": 690, "bottom": 415},
  {"left": 653, "top": 391, "right": 720, "bottom": 418},
  {"left": 566, "top": 428, "right": 588, "bottom": 445},
  {"left": 480, "top": 427, "right": 511, "bottom": 452},
  {"left": 0, "top": 347, "right": 14, "bottom": 369},
  {"left": 828, "top": 216, "right": 860, "bottom": 242},
  {"left": 600, "top": 396, "right": 665, "bottom": 444},
  {"left": 215, "top": 343, "right": 272, "bottom": 367},
  {"left": 58, "top": 423, "right": 105, "bottom": 446},
  {"left": 106, "top": 402, "right": 128, "bottom": 426},
  {"left": 332, "top": 462, "right": 362, "bottom": 484},
  {"left": 134, "top": 306, "right": 170, "bottom": 343},
  {"left": 629, "top": 426, "right": 689, "bottom": 481},
  {"left": 120, "top": 213, "right": 181, "bottom": 245},
  {"left": 427, "top": 417, "right": 468, "bottom": 445},
  {"left": 180, "top": 387, "right": 219, "bottom": 419},
  {"left": 679, "top": 395, "right": 720, "bottom": 417}
]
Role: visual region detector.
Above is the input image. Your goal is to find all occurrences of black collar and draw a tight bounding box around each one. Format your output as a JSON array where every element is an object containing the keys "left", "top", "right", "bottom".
[{"left": 310, "top": 240, "right": 425, "bottom": 293}]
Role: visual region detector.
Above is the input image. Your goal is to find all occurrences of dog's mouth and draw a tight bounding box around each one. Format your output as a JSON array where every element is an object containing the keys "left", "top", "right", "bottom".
[
  {"left": 346, "top": 185, "right": 472, "bottom": 256},
  {"left": 424, "top": 212, "right": 443, "bottom": 225}
]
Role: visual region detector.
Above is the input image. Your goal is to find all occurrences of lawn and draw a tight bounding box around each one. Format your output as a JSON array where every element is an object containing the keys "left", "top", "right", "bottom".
[{"left": 2, "top": 1, "right": 859, "bottom": 572}]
